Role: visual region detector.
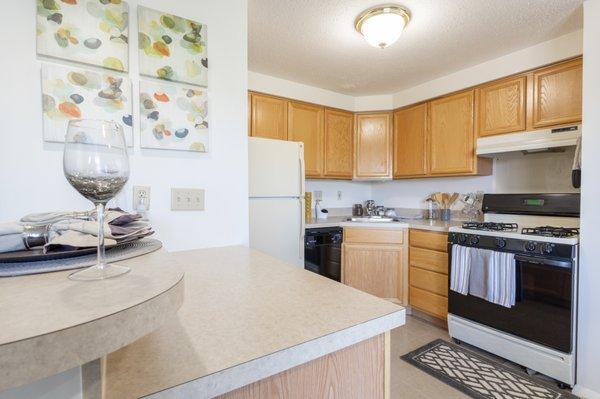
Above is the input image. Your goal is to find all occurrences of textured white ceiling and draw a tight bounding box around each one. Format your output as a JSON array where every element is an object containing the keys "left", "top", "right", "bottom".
[{"left": 248, "top": 0, "right": 583, "bottom": 95}]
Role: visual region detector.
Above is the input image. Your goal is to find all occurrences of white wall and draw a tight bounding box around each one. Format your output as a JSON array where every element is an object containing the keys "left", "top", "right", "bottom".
[
  {"left": 305, "top": 180, "right": 371, "bottom": 210},
  {"left": 575, "top": 1, "right": 600, "bottom": 398},
  {"left": 248, "top": 71, "right": 355, "bottom": 111},
  {"left": 494, "top": 149, "right": 579, "bottom": 194},
  {"left": 371, "top": 175, "right": 494, "bottom": 210},
  {"left": 0, "top": 0, "right": 247, "bottom": 397},
  {"left": 0, "top": 0, "right": 249, "bottom": 253}
]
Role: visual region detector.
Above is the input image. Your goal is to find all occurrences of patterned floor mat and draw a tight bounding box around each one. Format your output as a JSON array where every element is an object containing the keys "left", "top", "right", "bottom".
[{"left": 401, "top": 339, "right": 576, "bottom": 399}]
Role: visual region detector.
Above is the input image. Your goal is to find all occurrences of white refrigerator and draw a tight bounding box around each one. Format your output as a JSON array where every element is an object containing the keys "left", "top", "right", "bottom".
[{"left": 249, "top": 137, "right": 305, "bottom": 267}]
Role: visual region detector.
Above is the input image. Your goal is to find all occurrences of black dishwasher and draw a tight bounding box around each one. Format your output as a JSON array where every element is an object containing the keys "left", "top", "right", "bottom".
[{"left": 304, "top": 227, "right": 343, "bottom": 282}]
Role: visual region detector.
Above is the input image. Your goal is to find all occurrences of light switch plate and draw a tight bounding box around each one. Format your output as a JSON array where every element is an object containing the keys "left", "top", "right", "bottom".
[{"left": 171, "top": 188, "right": 205, "bottom": 211}]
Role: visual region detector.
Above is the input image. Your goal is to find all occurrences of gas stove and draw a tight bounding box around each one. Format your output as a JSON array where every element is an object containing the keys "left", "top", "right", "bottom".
[
  {"left": 449, "top": 193, "right": 581, "bottom": 245},
  {"left": 447, "top": 193, "right": 581, "bottom": 386}
]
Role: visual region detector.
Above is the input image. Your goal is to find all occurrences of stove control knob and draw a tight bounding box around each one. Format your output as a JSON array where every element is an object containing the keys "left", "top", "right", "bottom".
[
  {"left": 542, "top": 243, "right": 554, "bottom": 254},
  {"left": 459, "top": 234, "right": 467, "bottom": 244},
  {"left": 525, "top": 241, "right": 537, "bottom": 252},
  {"left": 470, "top": 236, "right": 480, "bottom": 245},
  {"left": 496, "top": 238, "right": 507, "bottom": 248}
]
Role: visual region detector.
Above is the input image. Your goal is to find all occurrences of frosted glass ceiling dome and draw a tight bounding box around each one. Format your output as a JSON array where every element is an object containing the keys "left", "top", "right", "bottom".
[{"left": 355, "top": 5, "right": 411, "bottom": 49}]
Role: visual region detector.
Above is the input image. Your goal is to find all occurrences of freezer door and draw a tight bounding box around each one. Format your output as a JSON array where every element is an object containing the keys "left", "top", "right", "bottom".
[
  {"left": 249, "top": 197, "right": 305, "bottom": 267},
  {"left": 249, "top": 137, "right": 305, "bottom": 198}
]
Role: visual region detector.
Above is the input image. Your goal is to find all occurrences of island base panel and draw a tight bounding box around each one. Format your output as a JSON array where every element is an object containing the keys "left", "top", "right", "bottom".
[{"left": 218, "top": 334, "right": 387, "bottom": 399}]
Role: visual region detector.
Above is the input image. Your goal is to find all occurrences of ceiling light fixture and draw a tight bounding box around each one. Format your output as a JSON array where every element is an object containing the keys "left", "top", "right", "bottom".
[{"left": 355, "top": 4, "right": 411, "bottom": 49}]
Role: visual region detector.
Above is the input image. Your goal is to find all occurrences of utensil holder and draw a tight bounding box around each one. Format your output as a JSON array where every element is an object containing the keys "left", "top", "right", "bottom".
[{"left": 440, "top": 208, "right": 451, "bottom": 221}]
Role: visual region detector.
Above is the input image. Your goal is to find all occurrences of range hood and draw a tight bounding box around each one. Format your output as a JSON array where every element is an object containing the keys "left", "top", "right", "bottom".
[{"left": 476, "top": 125, "right": 581, "bottom": 157}]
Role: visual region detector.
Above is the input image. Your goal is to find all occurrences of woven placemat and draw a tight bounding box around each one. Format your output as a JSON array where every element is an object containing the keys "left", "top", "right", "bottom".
[{"left": 0, "top": 238, "right": 162, "bottom": 277}]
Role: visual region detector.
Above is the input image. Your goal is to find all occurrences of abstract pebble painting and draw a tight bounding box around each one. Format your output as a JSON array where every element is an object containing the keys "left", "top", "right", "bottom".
[
  {"left": 36, "top": 0, "right": 129, "bottom": 72},
  {"left": 139, "top": 80, "right": 209, "bottom": 152},
  {"left": 138, "top": 6, "right": 208, "bottom": 86},
  {"left": 41, "top": 63, "right": 133, "bottom": 145}
]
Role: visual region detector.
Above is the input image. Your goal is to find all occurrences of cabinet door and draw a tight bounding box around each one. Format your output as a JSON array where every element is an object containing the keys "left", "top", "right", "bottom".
[
  {"left": 251, "top": 93, "right": 288, "bottom": 140},
  {"left": 429, "top": 90, "right": 475, "bottom": 175},
  {"left": 323, "top": 109, "right": 353, "bottom": 179},
  {"left": 354, "top": 113, "right": 393, "bottom": 179},
  {"left": 532, "top": 58, "right": 582, "bottom": 128},
  {"left": 393, "top": 104, "right": 427, "bottom": 178},
  {"left": 477, "top": 76, "right": 526, "bottom": 137},
  {"left": 288, "top": 101, "right": 324, "bottom": 178},
  {"left": 343, "top": 243, "right": 403, "bottom": 300}
]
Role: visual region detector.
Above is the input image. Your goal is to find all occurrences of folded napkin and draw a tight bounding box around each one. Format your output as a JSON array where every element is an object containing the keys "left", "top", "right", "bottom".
[
  {"left": 0, "top": 223, "right": 27, "bottom": 253},
  {"left": 0, "top": 209, "right": 153, "bottom": 254}
]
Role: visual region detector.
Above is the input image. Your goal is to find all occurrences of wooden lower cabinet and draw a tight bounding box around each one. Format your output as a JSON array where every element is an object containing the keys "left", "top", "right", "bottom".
[
  {"left": 219, "top": 334, "right": 388, "bottom": 399},
  {"left": 342, "top": 228, "right": 408, "bottom": 304},
  {"left": 408, "top": 229, "right": 449, "bottom": 321}
]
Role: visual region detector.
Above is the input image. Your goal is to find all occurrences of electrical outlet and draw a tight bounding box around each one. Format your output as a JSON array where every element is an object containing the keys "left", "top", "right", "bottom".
[
  {"left": 314, "top": 190, "right": 323, "bottom": 201},
  {"left": 337, "top": 190, "right": 342, "bottom": 200},
  {"left": 171, "top": 188, "right": 205, "bottom": 211},
  {"left": 133, "top": 186, "right": 151, "bottom": 211}
]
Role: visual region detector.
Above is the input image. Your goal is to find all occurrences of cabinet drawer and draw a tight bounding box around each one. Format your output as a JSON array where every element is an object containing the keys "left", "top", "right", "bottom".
[
  {"left": 409, "top": 247, "right": 448, "bottom": 274},
  {"left": 344, "top": 228, "right": 404, "bottom": 245},
  {"left": 410, "top": 267, "right": 448, "bottom": 297},
  {"left": 410, "top": 287, "right": 448, "bottom": 319},
  {"left": 409, "top": 230, "right": 448, "bottom": 252}
]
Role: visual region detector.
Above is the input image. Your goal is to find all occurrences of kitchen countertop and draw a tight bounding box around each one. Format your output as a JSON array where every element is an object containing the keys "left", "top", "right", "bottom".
[
  {"left": 306, "top": 216, "right": 463, "bottom": 232},
  {"left": 102, "top": 246, "right": 405, "bottom": 398},
  {"left": 0, "top": 250, "right": 184, "bottom": 392}
]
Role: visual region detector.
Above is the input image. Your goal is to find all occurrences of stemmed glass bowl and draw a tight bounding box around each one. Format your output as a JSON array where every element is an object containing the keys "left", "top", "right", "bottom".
[{"left": 63, "top": 119, "right": 130, "bottom": 281}]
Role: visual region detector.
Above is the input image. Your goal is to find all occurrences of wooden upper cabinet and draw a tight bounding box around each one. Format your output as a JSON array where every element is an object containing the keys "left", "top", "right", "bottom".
[
  {"left": 477, "top": 76, "right": 526, "bottom": 137},
  {"left": 354, "top": 113, "right": 393, "bottom": 179},
  {"left": 393, "top": 103, "right": 428, "bottom": 178},
  {"left": 323, "top": 109, "right": 353, "bottom": 179},
  {"left": 250, "top": 93, "right": 288, "bottom": 140},
  {"left": 532, "top": 58, "right": 582, "bottom": 128},
  {"left": 288, "top": 101, "right": 324, "bottom": 178},
  {"left": 429, "top": 90, "right": 476, "bottom": 175}
]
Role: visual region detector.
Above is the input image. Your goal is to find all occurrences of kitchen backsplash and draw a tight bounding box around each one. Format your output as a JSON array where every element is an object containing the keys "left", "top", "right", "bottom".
[{"left": 307, "top": 150, "right": 579, "bottom": 210}]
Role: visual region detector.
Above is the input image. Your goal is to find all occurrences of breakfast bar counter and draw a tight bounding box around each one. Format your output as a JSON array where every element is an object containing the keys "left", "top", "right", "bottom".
[
  {"left": 102, "top": 246, "right": 405, "bottom": 398},
  {"left": 0, "top": 250, "right": 185, "bottom": 392}
]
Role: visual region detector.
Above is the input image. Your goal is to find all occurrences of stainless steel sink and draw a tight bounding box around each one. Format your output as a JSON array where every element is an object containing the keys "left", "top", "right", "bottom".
[{"left": 347, "top": 216, "right": 396, "bottom": 223}]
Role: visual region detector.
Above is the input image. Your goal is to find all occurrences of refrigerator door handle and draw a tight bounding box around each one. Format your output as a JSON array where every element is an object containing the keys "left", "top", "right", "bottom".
[
  {"left": 298, "top": 144, "right": 305, "bottom": 196},
  {"left": 299, "top": 197, "right": 305, "bottom": 261}
]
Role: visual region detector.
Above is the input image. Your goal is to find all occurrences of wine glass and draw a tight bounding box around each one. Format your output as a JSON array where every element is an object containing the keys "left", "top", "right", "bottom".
[{"left": 63, "top": 119, "right": 130, "bottom": 281}]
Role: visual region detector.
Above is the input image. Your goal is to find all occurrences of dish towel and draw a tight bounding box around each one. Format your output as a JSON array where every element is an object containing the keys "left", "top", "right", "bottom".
[
  {"left": 468, "top": 247, "right": 516, "bottom": 308},
  {"left": 450, "top": 244, "right": 471, "bottom": 295}
]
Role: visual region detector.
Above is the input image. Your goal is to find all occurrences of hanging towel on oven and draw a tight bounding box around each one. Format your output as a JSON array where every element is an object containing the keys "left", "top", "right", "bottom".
[
  {"left": 468, "top": 248, "right": 516, "bottom": 308},
  {"left": 450, "top": 245, "right": 471, "bottom": 295}
]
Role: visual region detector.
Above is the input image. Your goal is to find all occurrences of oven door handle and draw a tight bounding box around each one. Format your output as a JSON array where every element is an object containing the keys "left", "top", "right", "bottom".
[{"left": 514, "top": 254, "right": 572, "bottom": 268}]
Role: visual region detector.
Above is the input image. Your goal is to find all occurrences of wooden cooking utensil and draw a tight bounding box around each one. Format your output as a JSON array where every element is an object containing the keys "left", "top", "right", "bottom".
[{"left": 449, "top": 192, "right": 459, "bottom": 207}]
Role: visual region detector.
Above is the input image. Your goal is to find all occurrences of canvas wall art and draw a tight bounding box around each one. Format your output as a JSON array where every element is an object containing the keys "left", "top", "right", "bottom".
[
  {"left": 41, "top": 63, "right": 133, "bottom": 145},
  {"left": 138, "top": 6, "right": 208, "bottom": 86},
  {"left": 139, "top": 80, "right": 209, "bottom": 152},
  {"left": 36, "top": 0, "right": 129, "bottom": 72}
]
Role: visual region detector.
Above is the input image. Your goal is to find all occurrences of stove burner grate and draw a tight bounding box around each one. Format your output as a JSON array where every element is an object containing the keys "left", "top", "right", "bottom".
[
  {"left": 462, "top": 222, "right": 519, "bottom": 232},
  {"left": 521, "top": 226, "right": 580, "bottom": 238}
]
